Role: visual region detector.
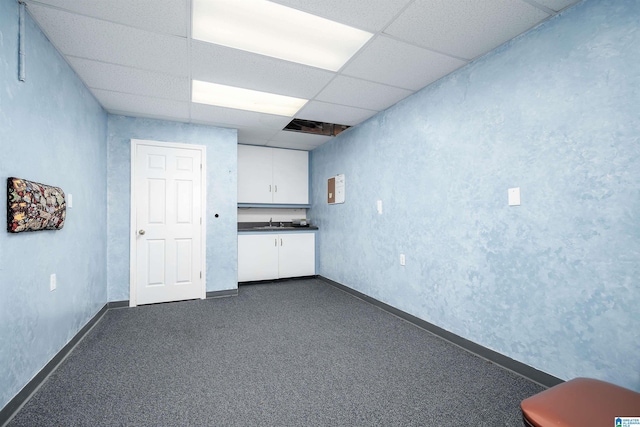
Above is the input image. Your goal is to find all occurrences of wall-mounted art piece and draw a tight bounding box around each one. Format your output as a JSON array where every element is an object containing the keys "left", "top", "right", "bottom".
[{"left": 7, "top": 177, "right": 66, "bottom": 233}]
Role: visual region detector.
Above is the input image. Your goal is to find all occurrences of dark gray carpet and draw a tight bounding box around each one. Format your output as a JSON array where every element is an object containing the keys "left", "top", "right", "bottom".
[{"left": 7, "top": 279, "right": 542, "bottom": 426}]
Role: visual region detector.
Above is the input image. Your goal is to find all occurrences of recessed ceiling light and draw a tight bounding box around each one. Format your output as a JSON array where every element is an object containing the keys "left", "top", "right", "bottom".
[
  {"left": 192, "top": 0, "right": 373, "bottom": 71},
  {"left": 192, "top": 80, "right": 308, "bottom": 116}
]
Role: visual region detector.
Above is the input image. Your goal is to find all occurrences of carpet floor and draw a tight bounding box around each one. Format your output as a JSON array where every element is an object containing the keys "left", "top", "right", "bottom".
[{"left": 7, "top": 278, "right": 542, "bottom": 426}]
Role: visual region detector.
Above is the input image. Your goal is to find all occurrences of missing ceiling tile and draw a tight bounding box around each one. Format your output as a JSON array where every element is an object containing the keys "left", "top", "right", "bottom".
[{"left": 283, "top": 119, "right": 350, "bottom": 137}]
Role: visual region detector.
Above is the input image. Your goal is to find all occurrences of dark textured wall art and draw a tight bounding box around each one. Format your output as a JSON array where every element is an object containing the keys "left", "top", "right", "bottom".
[{"left": 7, "top": 177, "right": 66, "bottom": 233}]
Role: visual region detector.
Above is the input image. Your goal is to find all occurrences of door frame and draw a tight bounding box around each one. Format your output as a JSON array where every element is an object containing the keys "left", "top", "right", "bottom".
[{"left": 129, "top": 139, "right": 207, "bottom": 307}]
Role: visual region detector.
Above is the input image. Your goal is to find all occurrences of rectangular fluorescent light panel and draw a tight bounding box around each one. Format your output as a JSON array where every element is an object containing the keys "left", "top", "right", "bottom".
[
  {"left": 192, "top": 80, "right": 308, "bottom": 116},
  {"left": 192, "top": 0, "right": 373, "bottom": 71}
]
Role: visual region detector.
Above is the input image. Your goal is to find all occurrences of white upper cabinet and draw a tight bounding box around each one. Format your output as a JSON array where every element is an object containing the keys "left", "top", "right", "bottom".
[
  {"left": 238, "top": 145, "right": 274, "bottom": 203},
  {"left": 238, "top": 145, "right": 309, "bottom": 204}
]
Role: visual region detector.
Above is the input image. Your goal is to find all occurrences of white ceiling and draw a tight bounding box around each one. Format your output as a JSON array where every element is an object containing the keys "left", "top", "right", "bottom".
[{"left": 25, "top": 0, "right": 579, "bottom": 150}]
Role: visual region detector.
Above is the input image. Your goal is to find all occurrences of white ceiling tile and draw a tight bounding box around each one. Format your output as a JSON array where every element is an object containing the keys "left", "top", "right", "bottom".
[
  {"left": 266, "top": 140, "right": 318, "bottom": 151},
  {"left": 270, "top": 0, "right": 413, "bottom": 32},
  {"left": 236, "top": 134, "right": 270, "bottom": 145},
  {"left": 296, "top": 101, "right": 377, "bottom": 126},
  {"left": 190, "top": 103, "right": 293, "bottom": 129},
  {"left": 530, "top": 0, "right": 580, "bottom": 12},
  {"left": 267, "top": 130, "right": 327, "bottom": 150},
  {"left": 270, "top": 130, "right": 332, "bottom": 145},
  {"left": 343, "top": 36, "right": 467, "bottom": 91},
  {"left": 385, "top": 0, "right": 549, "bottom": 60},
  {"left": 190, "top": 42, "right": 334, "bottom": 99},
  {"left": 67, "top": 57, "right": 189, "bottom": 101},
  {"left": 316, "top": 76, "right": 413, "bottom": 111},
  {"left": 235, "top": 127, "right": 281, "bottom": 146},
  {"left": 27, "top": 0, "right": 189, "bottom": 36},
  {"left": 187, "top": 120, "right": 242, "bottom": 137},
  {"left": 28, "top": 4, "right": 188, "bottom": 76},
  {"left": 93, "top": 90, "right": 190, "bottom": 120}
]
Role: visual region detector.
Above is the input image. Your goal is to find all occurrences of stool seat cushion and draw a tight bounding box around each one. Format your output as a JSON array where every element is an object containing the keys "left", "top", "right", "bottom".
[{"left": 521, "top": 377, "right": 640, "bottom": 427}]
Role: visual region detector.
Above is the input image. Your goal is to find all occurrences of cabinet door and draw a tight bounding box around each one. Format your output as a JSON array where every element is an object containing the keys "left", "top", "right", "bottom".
[
  {"left": 238, "top": 145, "right": 273, "bottom": 203},
  {"left": 278, "top": 233, "right": 315, "bottom": 279},
  {"left": 272, "top": 148, "right": 308, "bottom": 204},
  {"left": 238, "top": 234, "right": 279, "bottom": 282}
]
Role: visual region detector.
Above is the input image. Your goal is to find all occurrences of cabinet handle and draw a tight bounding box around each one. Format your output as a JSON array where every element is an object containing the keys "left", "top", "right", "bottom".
[
  {"left": 269, "top": 184, "right": 272, "bottom": 193},
  {"left": 275, "top": 238, "right": 277, "bottom": 247},
  {"left": 280, "top": 238, "right": 283, "bottom": 246},
  {"left": 275, "top": 185, "right": 278, "bottom": 193}
]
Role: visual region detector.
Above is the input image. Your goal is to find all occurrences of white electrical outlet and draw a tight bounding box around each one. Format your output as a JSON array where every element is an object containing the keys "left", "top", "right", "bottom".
[
  {"left": 50, "top": 273, "right": 56, "bottom": 291},
  {"left": 376, "top": 200, "right": 383, "bottom": 214},
  {"left": 400, "top": 254, "right": 406, "bottom": 266}
]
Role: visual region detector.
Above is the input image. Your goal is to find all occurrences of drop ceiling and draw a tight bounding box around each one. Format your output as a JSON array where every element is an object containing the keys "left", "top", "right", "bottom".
[{"left": 25, "top": 0, "right": 579, "bottom": 151}]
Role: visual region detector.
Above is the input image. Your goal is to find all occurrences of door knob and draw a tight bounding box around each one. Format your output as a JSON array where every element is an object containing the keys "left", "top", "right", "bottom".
[{"left": 139, "top": 229, "right": 146, "bottom": 235}]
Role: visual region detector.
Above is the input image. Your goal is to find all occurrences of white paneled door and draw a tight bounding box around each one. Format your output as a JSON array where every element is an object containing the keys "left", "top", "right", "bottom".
[{"left": 130, "top": 140, "right": 206, "bottom": 306}]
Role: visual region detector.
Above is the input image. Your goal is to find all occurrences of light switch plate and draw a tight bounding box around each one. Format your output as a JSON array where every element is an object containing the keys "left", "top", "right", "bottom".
[
  {"left": 67, "top": 194, "right": 73, "bottom": 208},
  {"left": 508, "top": 187, "right": 521, "bottom": 206},
  {"left": 376, "top": 200, "right": 383, "bottom": 214}
]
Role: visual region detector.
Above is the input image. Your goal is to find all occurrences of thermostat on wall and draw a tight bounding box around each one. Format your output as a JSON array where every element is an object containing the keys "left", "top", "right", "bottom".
[{"left": 328, "top": 174, "right": 345, "bottom": 204}]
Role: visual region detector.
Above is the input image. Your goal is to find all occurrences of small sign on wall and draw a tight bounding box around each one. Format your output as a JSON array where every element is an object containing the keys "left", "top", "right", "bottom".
[{"left": 328, "top": 174, "right": 345, "bottom": 204}]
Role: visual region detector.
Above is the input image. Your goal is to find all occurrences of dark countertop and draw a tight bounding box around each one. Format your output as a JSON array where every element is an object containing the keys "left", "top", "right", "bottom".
[{"left": 238, "top": 222, "right": 318, "bottom": 232}]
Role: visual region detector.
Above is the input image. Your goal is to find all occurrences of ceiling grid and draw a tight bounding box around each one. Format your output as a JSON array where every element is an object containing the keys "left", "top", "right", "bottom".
[{"left": 25, "top": 0, "right": 580, "bottom": 150}]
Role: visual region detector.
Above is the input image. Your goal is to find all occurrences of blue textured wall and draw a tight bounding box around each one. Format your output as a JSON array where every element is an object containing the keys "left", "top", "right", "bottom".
[
  {"left": 310, "top": 0, "right": 640, "bottom": 391},
  {"left": 0, "top": 1, "right": 108, "bottom": 410},
  {"left": 107, "top": 116, "right": 238, "bottom": 301}
]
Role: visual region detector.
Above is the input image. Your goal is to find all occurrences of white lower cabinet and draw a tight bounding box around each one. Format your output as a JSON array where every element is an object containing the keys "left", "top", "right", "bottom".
[
  {"left": 277, "top": 233, "right": 315, "bottom": 279},
  {"left": 238, "top": 233, "right": 315, "bottom": 282},
  {"left": 238, "top": 234, "right": 279, "bottom": 282}
]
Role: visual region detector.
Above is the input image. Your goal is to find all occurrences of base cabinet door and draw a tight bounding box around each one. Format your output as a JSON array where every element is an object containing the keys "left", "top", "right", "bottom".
[
  {"left": 278, "top": 233, "right": 315, "bottom": 278},
  {"left": 238, "top": 233, "right": 315, "bottom": 282},
  {"left": 238, "top": 234, "right": 279, "bottom": 282}
]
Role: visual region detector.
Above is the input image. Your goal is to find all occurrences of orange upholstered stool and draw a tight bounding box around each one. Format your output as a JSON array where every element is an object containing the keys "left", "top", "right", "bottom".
[{"left": 521, "top": 377, "right": 640, "bottom": 427}]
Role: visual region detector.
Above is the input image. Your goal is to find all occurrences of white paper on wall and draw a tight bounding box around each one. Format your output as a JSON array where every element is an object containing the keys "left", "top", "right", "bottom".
[{"left": 334, "top": 174, "right": 345, "bottom": 204}]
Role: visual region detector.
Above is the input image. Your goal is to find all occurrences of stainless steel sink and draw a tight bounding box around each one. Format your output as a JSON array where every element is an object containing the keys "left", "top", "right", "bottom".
[{"left": 252, "top": 226, "right": 295, "bottom": 230}]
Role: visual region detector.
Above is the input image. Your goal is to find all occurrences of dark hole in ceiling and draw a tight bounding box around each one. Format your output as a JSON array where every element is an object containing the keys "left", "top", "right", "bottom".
[{"left": 284, "top": 119, "right": 350, "bottom": 137}]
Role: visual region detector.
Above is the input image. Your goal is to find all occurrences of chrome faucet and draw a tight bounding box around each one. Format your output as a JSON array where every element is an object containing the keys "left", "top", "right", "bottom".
[{"left": 269, "top": 217, "right": 273, "bottom": 227}]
